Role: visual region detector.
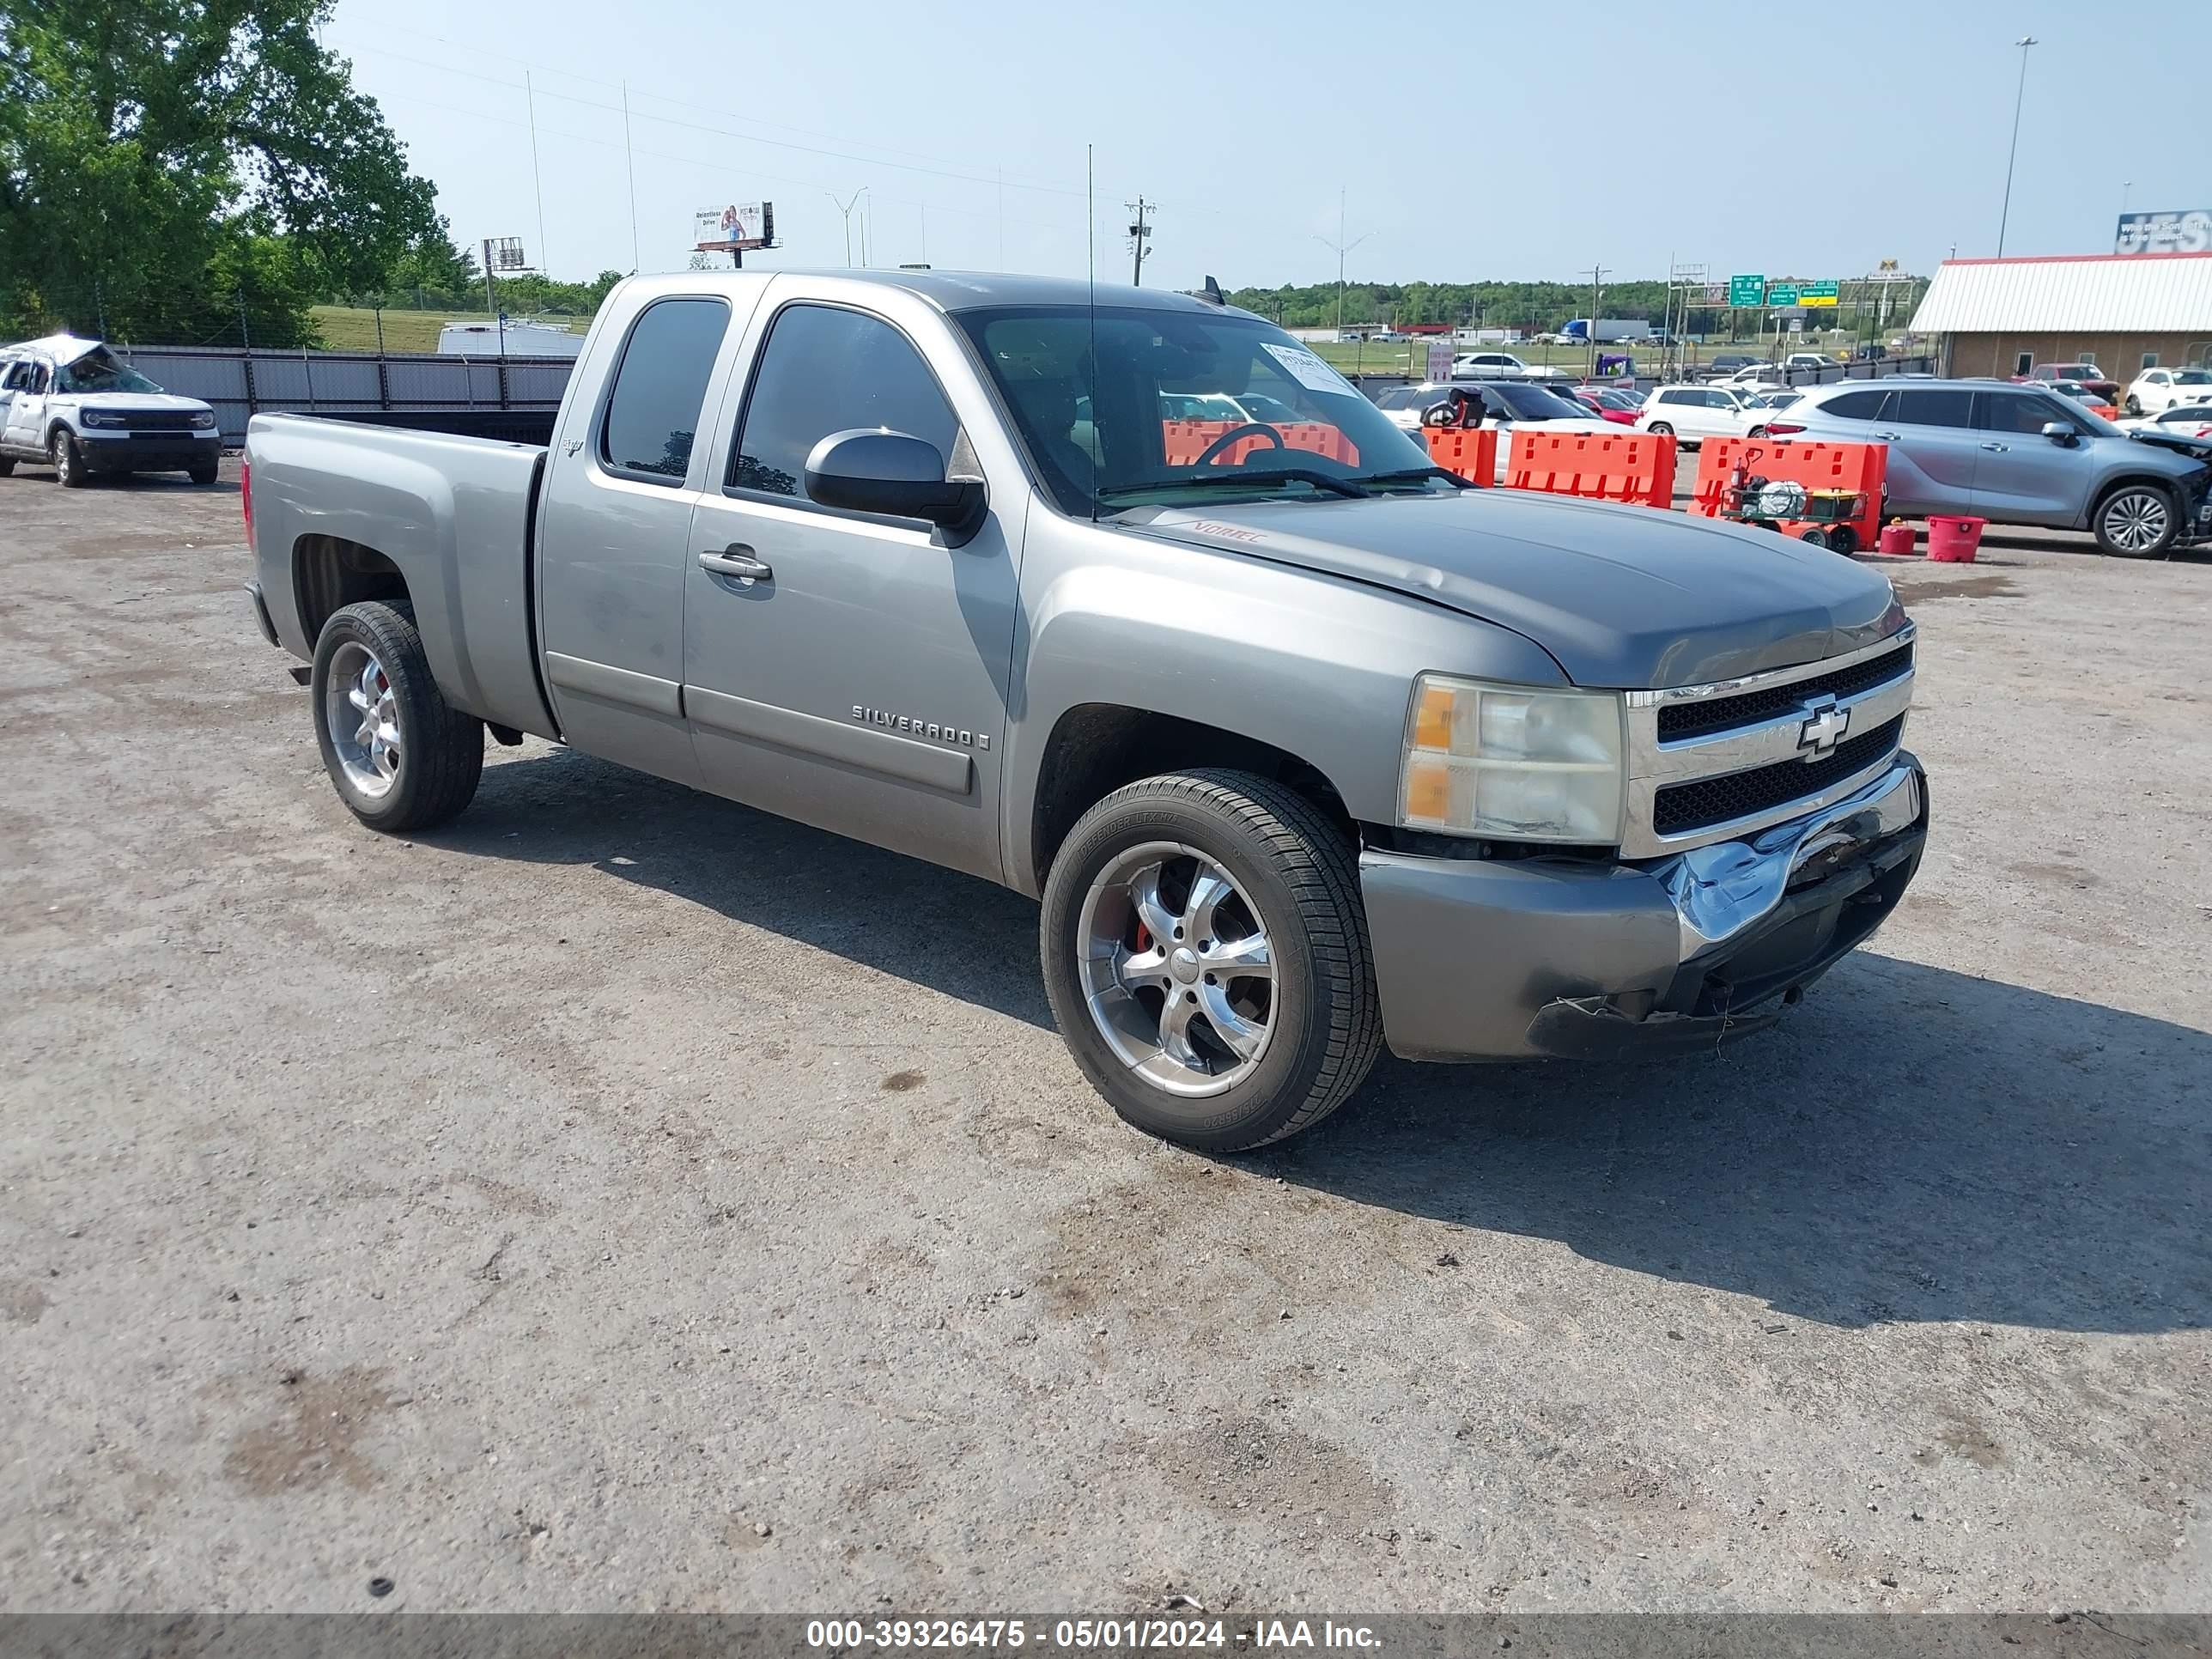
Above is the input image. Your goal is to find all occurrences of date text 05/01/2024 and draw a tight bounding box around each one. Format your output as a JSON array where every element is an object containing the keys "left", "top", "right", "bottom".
[{"left": 803, "top": 1620, "right": 1383, "bottom": 1651}]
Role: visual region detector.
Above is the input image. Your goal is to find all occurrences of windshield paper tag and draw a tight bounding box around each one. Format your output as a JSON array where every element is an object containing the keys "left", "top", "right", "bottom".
[{"left": 1261, "top": 342, "right": 1353, "bottom": 395}]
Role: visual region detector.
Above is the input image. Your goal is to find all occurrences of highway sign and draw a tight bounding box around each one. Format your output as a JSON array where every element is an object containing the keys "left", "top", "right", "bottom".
[
  {"left": 1765, "top": 282, "right": 1801, "bottom": 307},
  {"left": 1800, "top": 279, "right": 1839, "bottom": 307},
  {"left": 1728, "top": 274, "right": 1765, "bottom": 307}
]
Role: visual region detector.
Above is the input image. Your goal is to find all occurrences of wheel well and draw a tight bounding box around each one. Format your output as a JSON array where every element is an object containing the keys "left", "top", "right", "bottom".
[
  {"left": 1030, "top": 704, "right": 1355, "bottom": 884},
  {"left": 293, "top": 535, "right": 410, "bottom": 646},
  {"left": 2094, "top": 474, "right": 2179, "bottom": 510}
]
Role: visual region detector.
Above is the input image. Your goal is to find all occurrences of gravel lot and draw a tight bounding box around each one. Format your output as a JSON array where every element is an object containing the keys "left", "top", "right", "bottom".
[{"left": 3, "top": 459, "right": 2207, "bottom": 1616}]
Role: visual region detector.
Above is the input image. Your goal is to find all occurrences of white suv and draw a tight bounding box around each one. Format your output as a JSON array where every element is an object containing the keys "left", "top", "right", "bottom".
[
  {"left": 2121, "top": 367, "right": 2212, "bottom": 416},
  {"left": 1449, "top": 351, "right": 1565, "bottom": 382},
  {"left": 1634, "top": 384, "right": 1753, "bottom": 447},
  {"left": 0, "top": 334, "right": 222, "bottom": 486}
]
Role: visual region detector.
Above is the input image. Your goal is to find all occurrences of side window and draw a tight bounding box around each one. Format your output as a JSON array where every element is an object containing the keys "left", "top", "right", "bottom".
[
  {"left": 1895, "top": 387, "right": 1974, "bottom": 428},
  {"left": 599, "top": 297, "right": 732, "bottom": 484},
  {"left": 1819, "top": 389, "right": 1886, "bottom": 420},
  {"left": 1976, "top": 391, "right": 2064, "bottom": 434},
  {"left": 731, "top": 304, "right": 958, "bottom": 501}
]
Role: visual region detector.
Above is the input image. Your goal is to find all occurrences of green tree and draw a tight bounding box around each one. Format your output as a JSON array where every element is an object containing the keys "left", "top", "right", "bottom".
[{"left": 0, "top": 0, "right": 441, "bottom": 344}]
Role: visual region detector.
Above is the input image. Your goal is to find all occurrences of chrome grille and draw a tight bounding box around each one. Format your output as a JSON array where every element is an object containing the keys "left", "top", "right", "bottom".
[{"left": 1620, "top": 626, "right": 1915, "bottom": 859}]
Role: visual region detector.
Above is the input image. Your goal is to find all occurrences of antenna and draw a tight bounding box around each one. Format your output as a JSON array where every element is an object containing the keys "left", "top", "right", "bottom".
[{"left": 1087, "top": 143, "right": 1100, "bottom": 523}]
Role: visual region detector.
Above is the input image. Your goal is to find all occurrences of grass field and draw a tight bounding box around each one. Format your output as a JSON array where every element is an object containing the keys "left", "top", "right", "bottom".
[
  {"left": 308, "top": 306, "right": 590, "bottom": 354},
  {"left": 1303, "top": 334, "right": 1857, "bottom": 377}
]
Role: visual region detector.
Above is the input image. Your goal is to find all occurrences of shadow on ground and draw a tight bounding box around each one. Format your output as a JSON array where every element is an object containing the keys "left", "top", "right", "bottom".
[{"left": 431, "top": 744, "right": 2212, "bottom": 1339}]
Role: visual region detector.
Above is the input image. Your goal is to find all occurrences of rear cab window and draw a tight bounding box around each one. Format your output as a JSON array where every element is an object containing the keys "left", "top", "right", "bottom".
[{"left": 599, "top": 297, "right": 732, "bottom": 484}]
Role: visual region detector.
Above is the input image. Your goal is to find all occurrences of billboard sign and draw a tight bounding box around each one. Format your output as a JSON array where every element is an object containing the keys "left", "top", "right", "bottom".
[
  {"left": 1728, "top": 274, "right": 1765, "bottom": 307},
  {"left": 695, "top": 203, "right": 776, "bottom": 252},
  {"left": 2113, "top": 210, "right": 2212, "bottom": 255}
]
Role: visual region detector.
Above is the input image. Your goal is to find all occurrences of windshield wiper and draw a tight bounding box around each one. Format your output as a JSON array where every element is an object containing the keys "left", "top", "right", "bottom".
[
  {"left": 1357, "top": 465, "right": 1472, "bottom": 490},
  {"left": 1098, "top": 468, "right": 1371, "bottom": 501}
]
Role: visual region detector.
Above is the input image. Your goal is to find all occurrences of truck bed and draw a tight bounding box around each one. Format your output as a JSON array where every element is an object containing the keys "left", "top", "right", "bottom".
[{"left": 246, "top": 412, "right": 559, "bottom": 740}]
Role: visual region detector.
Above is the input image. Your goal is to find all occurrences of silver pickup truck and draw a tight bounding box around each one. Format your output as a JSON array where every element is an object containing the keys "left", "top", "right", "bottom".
[{"left": 243, "top": 270, "right": 1926, "bottom": 1152}]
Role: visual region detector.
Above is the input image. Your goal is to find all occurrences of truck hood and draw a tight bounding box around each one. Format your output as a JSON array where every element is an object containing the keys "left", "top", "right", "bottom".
[{"left": 1121, "top": 490, "right": 1905, "bottom": 689}]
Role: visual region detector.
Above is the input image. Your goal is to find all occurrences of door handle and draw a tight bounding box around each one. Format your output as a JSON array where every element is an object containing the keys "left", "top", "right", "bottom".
[
  {"left": 699, "top": 546, "right": 773, "bottom": 583},
  {"left": 1978, "top": 442, "right": 2008, "bottom": 452},
  {"left": 1872, "top": 431, "right": 1901, "bottom": 441}
]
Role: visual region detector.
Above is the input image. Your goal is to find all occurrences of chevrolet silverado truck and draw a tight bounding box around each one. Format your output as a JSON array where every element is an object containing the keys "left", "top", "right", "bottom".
[{"left": 243, "top": 271, "right": 1927, "bottom": 1152}]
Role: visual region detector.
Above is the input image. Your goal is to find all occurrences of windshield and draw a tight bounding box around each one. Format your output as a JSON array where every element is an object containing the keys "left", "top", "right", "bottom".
[
  {"left": 54, "top": 354, "right": 164, "bottom": 395},
  {"left": 955, "top": 306, "right": 1438, "bottom": 512}
]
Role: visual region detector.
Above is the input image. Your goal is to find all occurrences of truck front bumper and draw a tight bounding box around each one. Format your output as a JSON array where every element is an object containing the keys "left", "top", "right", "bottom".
[{"left": 1361, "top": 755, "right": 1926, "bottom": 1062}]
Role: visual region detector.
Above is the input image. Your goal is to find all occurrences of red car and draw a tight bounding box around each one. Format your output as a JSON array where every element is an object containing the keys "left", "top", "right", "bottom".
[
  {"left": 1562, "top": 386, "right": 1644, "bottom": 425},
  {"left": 2016, "top": 362, "right": 2120, "bottom": 401}
]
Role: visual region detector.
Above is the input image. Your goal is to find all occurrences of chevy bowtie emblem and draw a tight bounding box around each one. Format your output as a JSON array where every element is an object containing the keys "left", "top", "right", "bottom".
[{"left": 1797, "top": 693, "right": 1850, "bottom": 758}]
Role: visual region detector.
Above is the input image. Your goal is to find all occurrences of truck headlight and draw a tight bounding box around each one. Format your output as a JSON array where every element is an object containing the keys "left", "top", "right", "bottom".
[
  {"left": 190, "top": 410, "right": 216, "bottom": 428},
  {"left": 1400, "top": 674, "right": 1625, "bottom": 842},
  {"left": 81, "top": 410, "right": 125, "bottom": 428}
]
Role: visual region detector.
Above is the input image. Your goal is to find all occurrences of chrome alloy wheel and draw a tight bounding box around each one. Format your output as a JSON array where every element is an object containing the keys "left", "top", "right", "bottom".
[
  {"left": 2100, "top": 489, "right": 2171, "bottom": 554},
  {"left": 1075, "top": 842, "right": 1277, "bottom": 1097},
  {"left": 326, "top": 641, "right": 402, "bottom": 798}
]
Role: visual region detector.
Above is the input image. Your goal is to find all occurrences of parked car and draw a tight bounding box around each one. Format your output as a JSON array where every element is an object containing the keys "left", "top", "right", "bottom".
[
  {"left": 1700, "top": 352, "right": 1763, "bottom": 380},
  {"left": 0, "top": 334, "right": 222, "bottom": 485},
  {"left": 1424, "top": 380, "right": 1620, "bottom": 479},
  {"left": 1449, "top": 350, "right": 1567, "bottom": 382},
  {"left": 2121, "top": 366, "right": 2212, "bottom": 416},
  {"left": 1781, "top": 352, "right": 1830, "bottom": 379},
  {"left": 1781, "top": 377, "right": 2211, "bottom": 556},
  {"left": 1635, "top": 384, "right": 1755, "bottom": 448},
  {"left": 1565, "top": 386, "right": 1644, "bottom": 425},
  {"left": 1851, "top": 343, "right": 1888, "bottom": 362},
  {"left": 241, "top": 269, "right": 1929, "bottom": 1152},
  {"left": 1711, "top": 362, "right": 1786, "bottom": 394},
  {"left": 1161, "top": 391, "right": 1306, "bottom": 426},
  {"left": 1372, "top": 382, "right": 1446, "bottom": 432},
  {"left": 2049, "top": 380, "right": 2120, "bottom": 422},
  {"left": 2114, "top": 403, "right": 2212, "bottom": 441},
  {"left": 2018, "top": 362, "right": 2120, "bottom": 401}
]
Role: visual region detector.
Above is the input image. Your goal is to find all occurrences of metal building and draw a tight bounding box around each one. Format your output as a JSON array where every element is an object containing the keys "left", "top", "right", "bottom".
[{"left": 1910, "top": 252, "right": 2212, "bottom": 378}]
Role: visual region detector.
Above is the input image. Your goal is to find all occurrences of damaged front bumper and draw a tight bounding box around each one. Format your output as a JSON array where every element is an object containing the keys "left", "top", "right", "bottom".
[{"left": 1360, "top": 755, "right": 1926, "bottom": 1062}]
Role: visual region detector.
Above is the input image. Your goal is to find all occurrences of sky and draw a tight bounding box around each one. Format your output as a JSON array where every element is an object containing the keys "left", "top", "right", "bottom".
[{"left": 324, "top": 0, "right": 2212, "bottom": 291}]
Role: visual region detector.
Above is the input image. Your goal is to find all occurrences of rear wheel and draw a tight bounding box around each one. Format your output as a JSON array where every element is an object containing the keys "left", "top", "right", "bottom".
[
  {"left": 0, "top": 457, "right": 14, "bottom": 477},
  {"left": 1040, "top": 769, "right": 1382, "bottom": 1152},
  {"left": 2093, "top": 483, "right": 2179, "bottom": 558},
  {"left": 1825, "top": 525, "right": 1860, "bottom": 554},
  {"left": 310, "top": 600, "right": 483, "bottom": 831},
  {"left": 1647, "top": 420, "right": 1674, "bottom": 437},
  {"left": 50, "top": 430, "right": 88, "bottom": 488}
]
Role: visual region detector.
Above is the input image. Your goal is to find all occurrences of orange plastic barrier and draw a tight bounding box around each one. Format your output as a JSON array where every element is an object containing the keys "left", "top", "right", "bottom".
[
  {"left": 1690, "top": 438, "right": 1887, "bottom": 554},
  {"left": 1160, "top": 420, "right": 1358, "bottom": 469},
  {"left": 1422, "top": 425, "right": 1498, "bottom": 485},
  {"left": 1503, "top": 429, "right": 1677, "bottom": 507}
]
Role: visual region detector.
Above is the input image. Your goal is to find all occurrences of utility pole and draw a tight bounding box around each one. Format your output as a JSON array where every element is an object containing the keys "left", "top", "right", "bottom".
[
  {"left": 1996, "top": 35, "right": 2037, "bottom": 257},
  {"left": 1314, "top": 188, "right": 1372, "bottom": 340},
  {"left": 1126, "top": 198, "right": 1154, "bottom": 287},
  {"left": 621, "top": 82, "right": 641, "bottom": 272},
  {"left": 1581, "top": 264, "right": 1605, "bottom": 378},
  {"left": 525, "top": 70, "right": 550, "bottom": 278},
  {"left": 482, "top": 239, "right": 498, "bottom": 328}
]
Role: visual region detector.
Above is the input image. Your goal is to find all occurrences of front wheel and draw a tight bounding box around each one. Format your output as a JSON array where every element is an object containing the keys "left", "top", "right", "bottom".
[
  {"left": 1646, "top": 421, "right": 1674, "bottom": 437},
  {"left": 0, "top": 457, "right": 15, "bottom": 477},
  {"left": 311, "top": 600, "right": 484, "bottom": 831},
  {"left": 2093, "top": 483, "right": 2179, "bottom": 558},
  {"left": 188, "top": 456, "right": 219, "bottom": 485},
  {"left": 51, "top": 430, "right": 88, "bottom": 488},
  {"left": 2124, "top": 396, "right": 2142, "bottom": 416},
  {"left": 1040, "top": 769, "right": 1382, "bottom": 1152}
]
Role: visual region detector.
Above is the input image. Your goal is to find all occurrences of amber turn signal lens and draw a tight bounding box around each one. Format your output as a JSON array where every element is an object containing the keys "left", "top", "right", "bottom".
[{"left": 1413, "top": 685, "right": 1455, "bottom": 751}]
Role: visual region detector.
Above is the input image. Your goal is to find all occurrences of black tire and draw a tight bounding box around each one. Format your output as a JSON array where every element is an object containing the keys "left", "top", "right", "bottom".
[
  {"left": 51, "top": 429, "right": 88, "bottom": 488},
  {"left": 1647, "top": 420, "right": 1674, "bottom": 436},
  {"left": 1825, "top": 525, "right": 1860, "bottom": 555},
  {"left": 2091, "top": 481, "right": 2181, "bottom": 558},
  {"left": 0, "top": 457, "right": 15, "bottom": 477},
  {"left": 1040, "top": 769, "right": 1382, "bottom": 1152},
  {"left": 2124, "top": 395, "right": 2142, "bottom": 416},
  {"left": 310, "top": 599, "right": 483, "bottom": 832},
  {"left": 188, "top": 457, "right": 219, "bottom": 485}
]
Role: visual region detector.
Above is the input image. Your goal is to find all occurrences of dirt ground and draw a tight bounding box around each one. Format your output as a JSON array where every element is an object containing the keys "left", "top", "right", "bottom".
[{"left": 2, "top": 459, "right": 2207, "bottom": 1616}]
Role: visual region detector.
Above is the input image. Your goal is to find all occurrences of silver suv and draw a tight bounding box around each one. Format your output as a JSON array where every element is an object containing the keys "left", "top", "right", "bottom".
[{"left": 1778, "top": 378, "right": 2212, "bottom": 556}]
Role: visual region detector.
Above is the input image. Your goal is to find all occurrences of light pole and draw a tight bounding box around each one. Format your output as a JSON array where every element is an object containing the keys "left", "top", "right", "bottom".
[
  {"left": 823, "top": 188, "right": 866, "bottom": 267},
  {"left": 1996, "top": 34, "right": 2038, "bottom": 257},
  {"left": 1314, "top": 189, "right": 1372, "bottom": 343}
]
